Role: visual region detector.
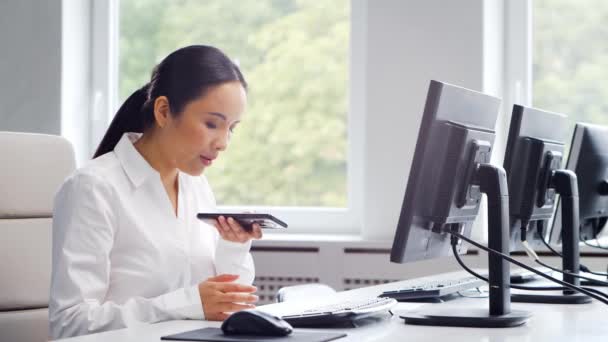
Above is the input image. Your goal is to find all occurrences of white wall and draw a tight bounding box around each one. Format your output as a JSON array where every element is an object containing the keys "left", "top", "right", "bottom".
[
  {"left": 0, "top": 0, "right": 92, "bottom": 165},
  {"left": 362, "top": 0, "right": 504, "bottom": 240},
  {"left": 0, "top": 0, "right": 62, "bottom": 134}
]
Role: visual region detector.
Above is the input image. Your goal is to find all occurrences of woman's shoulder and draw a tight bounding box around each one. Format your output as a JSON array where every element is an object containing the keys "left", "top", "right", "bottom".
[
  {"left": 53, "top": 154, "right": 121, "bottom": 231},
  {"left": 59, "top": 152, "right": 123, "bottom": 194}
]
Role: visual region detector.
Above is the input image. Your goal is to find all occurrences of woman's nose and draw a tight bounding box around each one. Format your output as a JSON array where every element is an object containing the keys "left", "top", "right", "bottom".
[{"left": 213, "top": 133, "right": 229, "bottom": 151}]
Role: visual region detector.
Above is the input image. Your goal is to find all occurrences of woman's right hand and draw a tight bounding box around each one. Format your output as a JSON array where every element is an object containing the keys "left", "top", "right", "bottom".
[{"left": 198, "top": 274, "right": 258, "bottom": 321}]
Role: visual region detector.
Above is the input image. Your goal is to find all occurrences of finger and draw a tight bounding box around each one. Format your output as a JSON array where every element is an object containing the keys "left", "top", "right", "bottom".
[
  {"left": 247, "top": 224, "right": 260, "bottom": 240},
  {"left": 226, "top": 217, "right": 245, "bottom": 235},
  {"left": 207, "top": 274, "right": 240, "bottom": 282},
  {"left": 227, "top": 217, "right": 247, "bottom": 242},
  {"left": 219, "top": 216, "right": 238, "bottom": 241},
  {"left": 219, "top": 302, "right": 256, "bottom": 313},
  {"left": 252, "top": 225, "right": 263, "bottom": 239},
  {"left": 218, "top": 216, "right": 229, "bottom": 232},
  {"left": 216, "top": 282, "right": 257, "bottom": 293},
  {"left": 214, "top": 221, "right": 228, "bottom": 239},
  {"left": 219, "top": 292, "right": 259, "bottom": 303}
]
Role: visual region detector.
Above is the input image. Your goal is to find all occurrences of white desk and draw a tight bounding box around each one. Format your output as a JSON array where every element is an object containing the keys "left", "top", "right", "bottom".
[{"left": 55, "top": 271, "right": 608, "bottom": 342}]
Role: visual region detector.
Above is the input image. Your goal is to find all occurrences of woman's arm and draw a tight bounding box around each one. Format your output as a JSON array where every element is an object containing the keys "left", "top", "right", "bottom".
[
  {"left": 199, "top": 175, "right": 257, "bottom": 285},
  {"left": 215, "top": 236, "right": 256, "bottom": 285},
  {"left": 49, "top": 174, "right": 203, "bottom": 339}
]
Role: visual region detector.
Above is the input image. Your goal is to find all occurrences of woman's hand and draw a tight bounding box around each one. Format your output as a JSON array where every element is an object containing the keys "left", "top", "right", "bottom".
[
  {"left": 198, "top": 274, "right": 258, "bottom": 321},
  {"left": 214, "top": 216, "right": 263, "bottom": 243}
]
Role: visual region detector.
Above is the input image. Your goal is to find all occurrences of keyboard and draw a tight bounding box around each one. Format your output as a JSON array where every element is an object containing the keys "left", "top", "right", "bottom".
[
  {"left": 280, "top": 297, "right": 397, "bottom": 327},
  {"left": 379, "top": 276, "right": 486, "bottom": 302}
]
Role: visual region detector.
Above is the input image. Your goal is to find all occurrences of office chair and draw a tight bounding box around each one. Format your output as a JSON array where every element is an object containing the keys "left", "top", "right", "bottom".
[{"left": 0, "top": 131, "right": 75, "bottom": 342}]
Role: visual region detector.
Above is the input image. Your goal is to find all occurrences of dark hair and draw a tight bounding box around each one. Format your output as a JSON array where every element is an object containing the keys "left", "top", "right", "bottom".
[{"left": 93, "top": 45, "right": 247, "bottom": 158}]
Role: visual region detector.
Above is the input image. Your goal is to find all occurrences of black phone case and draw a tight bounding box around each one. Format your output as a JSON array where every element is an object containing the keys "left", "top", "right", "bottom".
[{"left": 197, "top": 213, "right": 288, "bottom": 230}]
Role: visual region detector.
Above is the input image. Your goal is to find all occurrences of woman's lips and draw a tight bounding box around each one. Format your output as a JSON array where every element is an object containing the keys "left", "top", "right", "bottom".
[{"left": 200, "top": 156, "right": 213, "bottom": 166}]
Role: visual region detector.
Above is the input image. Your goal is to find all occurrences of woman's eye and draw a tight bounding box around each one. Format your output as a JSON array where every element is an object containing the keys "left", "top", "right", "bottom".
[{"left": 205, "top": 122, "right": 217, "bottom": 129}]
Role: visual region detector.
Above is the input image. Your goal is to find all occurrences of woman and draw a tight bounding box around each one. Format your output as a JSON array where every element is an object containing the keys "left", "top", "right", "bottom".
[{"left": 49, "top": 45, "right": 261, "bottom": 339}]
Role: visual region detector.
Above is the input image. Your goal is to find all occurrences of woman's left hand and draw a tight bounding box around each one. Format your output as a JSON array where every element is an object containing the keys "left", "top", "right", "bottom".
[{"left": 214, "top": 216, "right": 263, "bottom": 243}]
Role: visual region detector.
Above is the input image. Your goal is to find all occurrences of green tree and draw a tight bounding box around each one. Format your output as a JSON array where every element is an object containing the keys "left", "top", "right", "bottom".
[
  {"left": 208, "top": 0, "right": 349, "bottom": 206},
  {"left": 534, "top": 0, "right": 608, "bottom": 133},
  {"left": 119, "top": 0, "right": 349, "bottom": 207}
]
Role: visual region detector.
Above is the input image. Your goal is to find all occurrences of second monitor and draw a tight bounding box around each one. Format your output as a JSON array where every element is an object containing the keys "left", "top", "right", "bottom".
[
  {"left": 503, "top": 104, "right": 568, "bottom": 250},
  {"left": 503, "top": 104, "right": 591, "bottom": 304}
]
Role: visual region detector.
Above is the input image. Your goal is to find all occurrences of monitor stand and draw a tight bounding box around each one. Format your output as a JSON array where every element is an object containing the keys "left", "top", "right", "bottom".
[
  {"left": 511, "top": 170, "right": 591, "bottom": 304},
  {"left": 401, "top": 164, "right": 532, "bottom": 327}
]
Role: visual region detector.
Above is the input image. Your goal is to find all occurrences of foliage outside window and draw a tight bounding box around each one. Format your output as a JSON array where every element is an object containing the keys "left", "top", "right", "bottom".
[
  {"left": 119, "top": 0, "right": 349, "bottom": 207},
  {"left": 533, "top": 0, "right": 608, "bottom": 140}
]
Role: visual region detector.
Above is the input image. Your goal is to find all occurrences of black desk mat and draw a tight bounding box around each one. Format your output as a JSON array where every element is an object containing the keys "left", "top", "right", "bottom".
[{"left": 161, "top": 327, "right": 347, "bottom": 342}]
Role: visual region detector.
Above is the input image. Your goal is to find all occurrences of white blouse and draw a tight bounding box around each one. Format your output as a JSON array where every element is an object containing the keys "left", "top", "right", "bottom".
[{"left": 49, "top": 133, "right": 254, "bottom": 339}]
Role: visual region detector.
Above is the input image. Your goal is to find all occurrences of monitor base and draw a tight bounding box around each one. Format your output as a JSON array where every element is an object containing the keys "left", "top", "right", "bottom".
[
  {"left": 401, "top": 308, "right": 531, "bottom": 328},
  {"left": 511, "top": 293, "right": 592, "bottom": 304},
  {"left": 392, "top": 292, "right": 460, "bottom": 303}
]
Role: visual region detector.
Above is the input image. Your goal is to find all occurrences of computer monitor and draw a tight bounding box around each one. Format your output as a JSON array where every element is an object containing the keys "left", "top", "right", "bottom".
[
  {"left": 503, "top": 105, "right": 568, "bottom": 250},
  {"left": 550, "top": 123, "right": 608, "bottom": 245},
  {"left": 390, "top": 80, "right": 530, "bottom": 327},
  {"left": 502, "top": 105, "right": 591, "bottom": 304}
]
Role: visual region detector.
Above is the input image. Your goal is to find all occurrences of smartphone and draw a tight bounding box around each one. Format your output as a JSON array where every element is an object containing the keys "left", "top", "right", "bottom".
[{"left": 197, "top": 213, "right": 288, "bottom": 231}]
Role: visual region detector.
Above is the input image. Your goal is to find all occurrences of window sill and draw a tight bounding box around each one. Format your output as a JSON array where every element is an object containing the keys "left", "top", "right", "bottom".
[{"left": 252, "top": 232, "right": 393, "bottom": 249}]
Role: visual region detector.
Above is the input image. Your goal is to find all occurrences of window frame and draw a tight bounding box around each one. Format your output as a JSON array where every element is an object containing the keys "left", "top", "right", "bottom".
[
  {"left": 504, "top": 0, "right": 532, "bottom": 110},
  {"left": 91, "top": 0, "right": 363, "bottom": 235},
  {"left": 90, "top": 0, "right": 119, "bottom": 154}
]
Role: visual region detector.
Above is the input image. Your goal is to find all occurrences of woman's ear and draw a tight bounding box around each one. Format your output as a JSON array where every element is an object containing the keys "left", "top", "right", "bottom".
[{"left": 153, "top": 96, "right": 171, "bottom": 128}]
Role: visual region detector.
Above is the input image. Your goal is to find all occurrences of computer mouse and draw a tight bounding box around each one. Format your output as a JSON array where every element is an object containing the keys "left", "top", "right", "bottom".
[{"left": 221, "top": 309, "right": 293, "bottom": 336}]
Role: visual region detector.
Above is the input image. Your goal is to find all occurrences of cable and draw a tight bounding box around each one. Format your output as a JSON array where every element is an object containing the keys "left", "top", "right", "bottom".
[
  {"left": 537, "top": 221, "right": 563, "bottom": 257},
  {"left": 450, "top": 240, "right": 608, "bottom": 299},
  {"left": 539, "top": 234, "right": 564, "bottom": 257},
  {"left": 448, "top": 230, "right": 608, "bottom": 305},
  {"left": 537, "top": 221, "right": 608, "bottom": 277},
  {"left": 535, "top": 259, "right": 608, "bottom": 287},
  {"left": 451, "top": 243, "right": 608, "bottom": 302},
  {"left": 581, "top": 266, "right": 608, "bottom": 278},
  {"left": 450, "top": 241, "right": 486, "bottom": 281}
]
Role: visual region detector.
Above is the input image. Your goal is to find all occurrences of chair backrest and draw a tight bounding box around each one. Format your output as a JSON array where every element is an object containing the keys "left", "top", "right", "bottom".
[{"left": 0, "top": 131, "right": 75, "bottom": 342}]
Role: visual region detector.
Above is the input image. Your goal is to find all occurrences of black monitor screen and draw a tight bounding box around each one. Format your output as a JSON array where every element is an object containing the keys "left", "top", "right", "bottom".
[
  {"left": 390, "top": 80, "right": 501, "bottom": 263},
  {"left": 503, "top": 105, "right": 568, "bottom": 250},
  {"left": 550, "top": 123, "right": 608, "bottom": 244}
]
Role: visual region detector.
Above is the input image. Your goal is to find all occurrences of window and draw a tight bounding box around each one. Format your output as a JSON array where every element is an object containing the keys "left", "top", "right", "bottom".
[
  {"left": 90, "top": 0, "right": 360, "bottom": 233},
  {"left": 119, "top": 0, "right": 349, "bottom": 208},
  {"left": 533, "top": 0, "right": 608, "bottom": 136}
]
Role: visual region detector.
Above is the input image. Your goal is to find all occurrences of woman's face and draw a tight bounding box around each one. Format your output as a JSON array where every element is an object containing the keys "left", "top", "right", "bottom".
[{"left": 161, "top": 81, "right": 247, "bottom": 176}]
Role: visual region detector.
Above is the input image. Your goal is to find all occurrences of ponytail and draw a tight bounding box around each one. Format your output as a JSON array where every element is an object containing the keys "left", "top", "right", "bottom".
[{"left": 93, "top": 84, "right": 151, "bottom": 158}]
